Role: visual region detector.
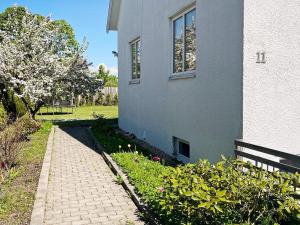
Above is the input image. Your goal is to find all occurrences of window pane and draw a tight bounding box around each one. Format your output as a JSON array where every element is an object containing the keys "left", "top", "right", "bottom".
[
  {"left": 131, "top": 42, "right": 137, "bottom": 79},
  {"left": 136, "top": 41, "right": 141, "bottom": 79},
  {"left": 185, "top": 9, "right": 196, "bottom": 71},
  {"left": 179, "top": 141, "right": 190, "bottom": 158},
  {"left": 173, "top": 17, "right": 184, "bottom": 73}
]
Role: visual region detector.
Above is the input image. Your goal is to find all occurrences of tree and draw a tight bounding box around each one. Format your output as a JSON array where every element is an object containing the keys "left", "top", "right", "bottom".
[
  {"left": 0, "top": 6, "right": 80, "bottom": 118},
  {"left": 0, "top": 7, "right": 100, "bottom": 119},
  {"left": 105, "top": 75, "right": 118, "bottom": 87},
  {"left": 96, "top": 64, "right": 118, "bottom": 87}
]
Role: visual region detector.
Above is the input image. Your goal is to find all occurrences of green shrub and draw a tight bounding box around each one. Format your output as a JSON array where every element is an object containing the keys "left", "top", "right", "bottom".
[
  {"left": 156, "top": 158, "right": 300, "bottom": 225},
  {"left": 14, "top": 115, "right": 41, "bottom": 139},
  {"left": 0, "top": 104, "right": 7, "bottom": 130},
  {"left": 13, "top": 95, "right": 27, "bottom": 117},
  {"left": 95, "top": 93, "right": 104, "bottom": 105},
  {"left": 104, "top": 93, "right": 111, "bottom": 106},
  {"left": 0, "top": 115, "right": 41, "bottom": 168},
  {"left": 112, "top": 94, "right": 118, "bottom": 105},
  {"left": 112, "top": 152, "right": 169, "bottom": 205},
  {"left": 0, "top": 123, "right": 22, "bottom": 168},
  {"left": 93, "top": 120, "right": 300, "bottom": 225}
]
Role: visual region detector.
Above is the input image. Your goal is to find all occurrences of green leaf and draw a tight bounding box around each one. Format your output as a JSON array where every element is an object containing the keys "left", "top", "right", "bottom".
[
  {"left": 216, "top": 190, "right": 227, "bottom": 197},
  {"left": 214, "top": 205, "right": 223, "bottom": 213}
]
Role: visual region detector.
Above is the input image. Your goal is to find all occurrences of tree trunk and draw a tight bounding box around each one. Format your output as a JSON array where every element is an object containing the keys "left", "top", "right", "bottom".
[
  {"left": 19, "top": 97, "right": 43, "bottom": 120},
  {"left": 31, "top": 100, "right": 44, "bottom": 120}
]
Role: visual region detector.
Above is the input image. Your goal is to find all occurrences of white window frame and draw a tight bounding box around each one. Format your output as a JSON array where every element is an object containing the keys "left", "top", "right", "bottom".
[
  {"left": 171, "top": 6, "right": 196, "bottom": 78},
  {"left": 130, "top": 38, "right": 141, "bottom": 84}
]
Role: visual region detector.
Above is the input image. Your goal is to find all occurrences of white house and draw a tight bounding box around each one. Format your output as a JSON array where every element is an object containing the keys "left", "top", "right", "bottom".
[
  {"left": 243, "top": 0, "right": 300, "bottom": 160},
  {"left": 107, "top": 0, "right": 300, "bottom": 163}
]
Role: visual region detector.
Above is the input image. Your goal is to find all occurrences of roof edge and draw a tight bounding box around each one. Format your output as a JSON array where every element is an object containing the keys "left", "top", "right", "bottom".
[{"left": 106, "top": 0, "right": 121, "bottom": 33}]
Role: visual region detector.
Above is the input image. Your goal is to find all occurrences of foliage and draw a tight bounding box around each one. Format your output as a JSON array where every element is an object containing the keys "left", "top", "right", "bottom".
[
  {"left": 0, "top": 104, "right": 6, "bottom": 129},
  {"left": 113, "top": 94, "right": 119, "bottom": 105},
  {"left": 0, "top": 6, "right": 78, "bottom": 118},
  {"left": 92, "top": 121, "right": 148, "bottom": 155},
  {"left": 96, "top": 64, "right": 118, "bottom": 87},
  {"left": 156, "top": 158, "right": 300, "bottom": 225},
  {"left": 0, "top": 6, "right": 28, "bottom": 40},
  {"left": 92, "top": 120, "right": 300, "bottom": 225},
  {"left": 14, "top": 115, "right": 41, "bottom": 140},
  {"left": 50, "top": 19, "right": 78, "bottom": 50},
  {"left": 0, "top": 122, "right": 52, "bottom": 224},
  {"left": 112, "top": 152, "right": 169, "bottom": 205},
  {"left": 95, "top": 93, "right": 105, "bottom": 105},
  {"left": 0, "top": 6, "right": 78, "bottom": 50},
  {"left": 104, "top": 93, "right": 113, "bottom": 106},
  {"left": 93, "top": 92, "right": 118, "bottom": 106},
  {"left": 0, "top": 6, "right": 100, "bottom": 119},
  {"left": 0, "top": 123, "right": 22, "bottom": 169},
  {"left": 0, "top": 115, "right": 41, "bottom": 168}
]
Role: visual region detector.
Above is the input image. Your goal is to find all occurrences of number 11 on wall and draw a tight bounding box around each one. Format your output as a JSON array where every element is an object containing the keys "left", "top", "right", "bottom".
[{"left": 256, "top": 52, "right": 266, "bottom": 64}]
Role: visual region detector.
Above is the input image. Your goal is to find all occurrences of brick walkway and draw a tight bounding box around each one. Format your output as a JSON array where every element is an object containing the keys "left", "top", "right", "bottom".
[{"left": 43, "top": 127, "right": 144, "bottom": 225}]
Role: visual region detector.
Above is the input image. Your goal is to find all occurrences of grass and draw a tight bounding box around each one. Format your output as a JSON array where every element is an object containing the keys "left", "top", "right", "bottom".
[
  {"left": 36, "top": 105, "right": 118, "bottom": 121},
  {"left": 91, "top": 118, "right": 170, "bottom": 209},
  {"left": 0, "top": 122, "right": 52, "bottom": 225},
  {"left": 112, "top": 152, "right": 169, "bottom": 202}
]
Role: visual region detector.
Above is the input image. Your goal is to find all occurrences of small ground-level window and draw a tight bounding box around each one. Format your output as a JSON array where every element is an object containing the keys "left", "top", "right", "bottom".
[
  {"left": 179, "top": 141, "right": 190, "bottom": 158},
  {"left": 131, "top": 38, "right": 141, "bottom": 80},
  {"left": 173, "top": 137, "right": 190, "bottom": 162}
]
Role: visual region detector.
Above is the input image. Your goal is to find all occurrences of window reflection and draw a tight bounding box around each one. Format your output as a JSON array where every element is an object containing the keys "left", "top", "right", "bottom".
[
  {"left": 185, "top": 9, "right": 196, "bottom": 71},
  {"left": 173, "top": 8, "right": 196, "bottom": 74},
  {"left": 173, "top": 17, "right": 184, "bottom": 73}
]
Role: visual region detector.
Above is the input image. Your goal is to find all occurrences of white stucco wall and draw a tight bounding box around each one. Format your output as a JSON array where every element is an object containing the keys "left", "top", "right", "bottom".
[
  {"left": 244, "top": 1, "right": 300, "bottom": 156},
  {"left": 117, "top": 0, "right": 243, "bottom": 162}
]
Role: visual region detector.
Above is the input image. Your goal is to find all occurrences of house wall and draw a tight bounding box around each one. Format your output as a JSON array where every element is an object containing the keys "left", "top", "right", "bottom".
[
  {"left": 243, "top": 1, "right": 300, "bottom": 156},
  {"left": 117, "top": 0, "right": 244, "bottom": 162}
]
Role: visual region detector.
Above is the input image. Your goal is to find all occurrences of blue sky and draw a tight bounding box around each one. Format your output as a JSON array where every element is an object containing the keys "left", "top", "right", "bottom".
[{"left": 0, "top": 0, "right": 118, "bottom": 74}]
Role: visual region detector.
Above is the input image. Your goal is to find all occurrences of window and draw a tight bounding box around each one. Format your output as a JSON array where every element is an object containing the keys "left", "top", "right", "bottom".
[
  {"left": 173, "top": 8, "right": 196, "bottom": 74},
  {"left": 179, "top": 141, "right": 190, "bottom": 158},
  {"left": 131, "top": 39, "right": 141, "bottom": 80},
  {"left": 173, "top": 137, "right": 190, "bottom": 162}
]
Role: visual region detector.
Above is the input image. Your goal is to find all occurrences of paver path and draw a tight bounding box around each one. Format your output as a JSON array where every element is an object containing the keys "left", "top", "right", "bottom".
[{"left": 44, "top": 127, "right": 144, "bottom": 225}]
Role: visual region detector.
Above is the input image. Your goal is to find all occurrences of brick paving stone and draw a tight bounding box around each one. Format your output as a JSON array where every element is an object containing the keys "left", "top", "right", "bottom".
[{"left": 44, "top": 127, "right": 144, "bottom": 225}]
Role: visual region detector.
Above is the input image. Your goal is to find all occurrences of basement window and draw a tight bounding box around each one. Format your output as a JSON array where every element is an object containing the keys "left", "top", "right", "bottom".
[
  {"left": 173, "top": 137, "right": 190, "bottom": 162},
  {"left": 179, "top": 141, "right": 190, "bottom": 158}
]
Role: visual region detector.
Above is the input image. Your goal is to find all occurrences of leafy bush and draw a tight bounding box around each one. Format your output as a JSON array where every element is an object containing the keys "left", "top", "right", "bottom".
[
  {"left": 14, "top": 115, "right": 41, "bottom": 140},
  {"left": 104, "top": 93, "right": 113, "bottom": 106},
  {"left": 156, "top": 158, "right": 300, "bottom": 225},
  {"left": 112, "top": 152, "right": 169, "bottom": 205},
  {"left": 0, "top": 123, "right": 22, "bottom": 168},
  {"left": 0, "top": 104, "right": 7, "bottom": 130},
  {"left": 112, "top": 94, "right": 118, "bottom": 105},
  {"left": 0, "top": 115, "right": 41, "bottom": 168},
  {"left": 95, "top": 92, "right": 104, "bottom": 105},
  {"left": 93, "top": 120, "right": 300, "bottom": 225}
]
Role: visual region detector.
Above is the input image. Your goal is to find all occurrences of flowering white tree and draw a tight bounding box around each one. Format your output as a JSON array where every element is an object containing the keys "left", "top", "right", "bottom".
[{"left": 0, "top": 8, "right": 100, "bottom": 119}]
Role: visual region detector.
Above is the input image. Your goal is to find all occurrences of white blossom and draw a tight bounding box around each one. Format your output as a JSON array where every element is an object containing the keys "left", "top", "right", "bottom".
[{"left": 0, "top": 8, "right": 100, "bottom": 118}]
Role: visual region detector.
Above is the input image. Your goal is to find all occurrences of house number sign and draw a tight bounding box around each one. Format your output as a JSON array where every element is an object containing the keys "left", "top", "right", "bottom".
[{"left": 256, "top": 52, "right": 266, "bottom": 64}]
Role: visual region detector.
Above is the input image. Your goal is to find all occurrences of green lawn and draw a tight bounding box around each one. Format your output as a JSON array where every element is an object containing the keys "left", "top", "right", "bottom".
[
  {"left": 36, "top": 105, "right": 118, "bottom": 120},
  {"left": 0, "top": 122, "right": 52, "bottom": 225}
]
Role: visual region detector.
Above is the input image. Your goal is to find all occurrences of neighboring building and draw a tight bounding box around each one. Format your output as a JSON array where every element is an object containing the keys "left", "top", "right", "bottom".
[{"left": 107, "top": 0, "right": 299, "bottom": 163}]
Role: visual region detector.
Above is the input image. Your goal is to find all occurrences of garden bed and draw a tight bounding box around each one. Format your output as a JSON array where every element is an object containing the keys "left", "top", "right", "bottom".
[
  {"left": 91, "top": 119, "right": 300, "bottom": 225},
  {"left": 0, "top": 122, "right": 52, "bottom": 225}
]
